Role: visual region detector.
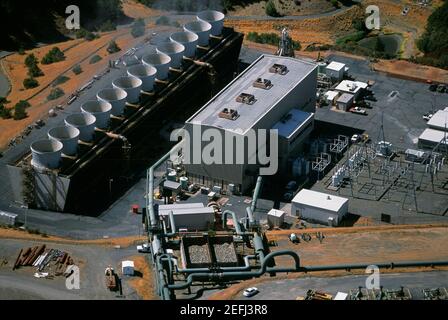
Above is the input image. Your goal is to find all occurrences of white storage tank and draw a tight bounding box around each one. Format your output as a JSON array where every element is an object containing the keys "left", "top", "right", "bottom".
[
  {"left": 65, "top": 113, "right": 96, "bottom": 142},
  {"left": 184, "top": 20, "right": 212, "bottom": 46},
  {"left": 112, "top": 76, "right": 142, "bottom": 104},
  {"left": 30, "top": 139, "right": 63, "bottom": 170},
  {"left": 197, "top": 10, "right": 225, "bottom": 36},
  {"left": 127, "top": 64, "right": 157, "bottom": 92},
  {"left": 170, "top": 31, "right": 199, "bottom": 58},
  {"left": 142, "top": 52, "right": 171, "bottom": 80},
  {"left": 81, "top": 100, "right": 112, "bottom": 129},
  {"left": 97, "top": 88, "right": 127, "bottom": 116},
  {"left": 48, "top": 126, "right": 80, "bottom": 156},
  {"left": 156, "top": 42, "right": 185, "bottom": 69}
]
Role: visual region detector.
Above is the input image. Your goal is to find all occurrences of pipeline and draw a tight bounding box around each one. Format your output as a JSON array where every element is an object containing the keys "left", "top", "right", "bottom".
[
  {"left": 167, "top": 250, "right": 301, "bottom": 290},
  {"left": 222, "top": 210, "right": 253, "bottom": 236},
  {"left": 251, "top": 176, "right": 263, "bottom": 213}
]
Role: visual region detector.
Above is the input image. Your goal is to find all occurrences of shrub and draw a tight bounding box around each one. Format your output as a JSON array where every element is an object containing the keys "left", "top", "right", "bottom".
[
  {"left": 107, "top": 41, "right": 121, "bottom": 54},
  {"left": 89, "top": 55, "right": 102, "bottom": 64},
  {"left": 23, "top": 77, "right": 39, "bottom": 89},
  {"left": 99, "top": 20, "right": 117, "bottom": 32},
  {"left": 155, "top": 16, "right": 170, "bottom": 26},
  {"left": 52, "top": 75, "right": 70, "bottom": 86},
  {"left": 41, "top": 47, "right": 65, "bottom": 64},
  {"left": 72, "top": 64, "right": 82, "bottom": 75},
  {"left": 0, "top": 105, "right": 12, "bottom": 119},
  {"left": 246, "top": 32, "right": 301, "bottom": 50},
  {"left": 131, "top": 19, "right": 146, "bottom": 38},
  {"left": 47, "top": 87, "right": 65, "bottom": 101},
  {"left": 330, "top": 0, "right": 340, "bottom": 8},
  {"left": 265, "top": 0, "right": 280, "bottom": 17}
]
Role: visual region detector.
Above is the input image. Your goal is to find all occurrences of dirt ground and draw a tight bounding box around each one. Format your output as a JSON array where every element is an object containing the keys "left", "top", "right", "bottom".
[
  {"left": 0, "top": 227, "right": 146, "bottom": 247},
  {"left": 209, "top": 223, "right": 448, "bottom": 300},
  {"left": 122, "top": 0, "right": 162, "bottom": 18},
  {"left": 126, "top": 255, "right": 158, "bottom": 300},
  {"left": 228, "top": 0, "right": 337, "bottom": 17}
]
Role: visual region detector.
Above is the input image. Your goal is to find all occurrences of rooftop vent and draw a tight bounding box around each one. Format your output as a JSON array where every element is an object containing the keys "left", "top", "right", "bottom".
[
  {"left": 218, "top": 108, "right": 239, "bottom": 120},
  {"left": 236, "top": 93, "right": 256, "bottom": 105},
  {"left": 253, "top": 78, "right": 273, "bottom": 90},
  {"left": 269, "top": 63, "right": 288, "bottom": 75}
]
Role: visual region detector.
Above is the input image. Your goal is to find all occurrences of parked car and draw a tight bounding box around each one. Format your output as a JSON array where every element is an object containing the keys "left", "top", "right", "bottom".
[
  {"left": 351, "top": 107, "right": 367, "bottom": 115},
  {"left": 429, "top": 84, "right": 438, "bottom": 92},
  {"left": 351, "top": 134, "right": 361, "bottom": 143},
  {"left": 136, "top": 243, "right": 151, "bottom": 253},
  {"left": 423, "top": 113, "right": 433, "bottom": 121},
  {"left": 243, "top": 287, "right": 259, "bottom": 297},
  {"left": 285, "top": 180, "right": 298, "bottom": 191}
]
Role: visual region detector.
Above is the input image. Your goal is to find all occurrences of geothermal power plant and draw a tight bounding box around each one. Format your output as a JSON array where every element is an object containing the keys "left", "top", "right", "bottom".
[{"left": 7, "top": 11, "right": 243, "bottom": 215}]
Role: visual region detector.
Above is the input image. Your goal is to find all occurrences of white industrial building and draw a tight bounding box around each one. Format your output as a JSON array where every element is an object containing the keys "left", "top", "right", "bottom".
[
  {"left": 325, "top": 61, "right": 347, "bottom": 81},
  {"left": 324, "top": 90, "right": 340, "bottom": 105},
  {"left": 335, "top": 80, "right": 367, "bottom": 99},
  {"left": 267, "top": 209, "right": 285, "bottom": 228},
  {"left": 291, "top": 189, "right": 349, "bottom": 226},
  {"left": 157, "top": 203, "right": 215, "bottom": 231},
  {"left": 184, "top": 54, "right": 318, "bottom": 193},
  {"left": 336, "top": 93, "right": 354, "bottom": 111},
  {"left": 427, "top": 109, "right": 448, "bottom": 131},
  {"left": 418, "top": 128, "right": 448, "bottom": 151}
]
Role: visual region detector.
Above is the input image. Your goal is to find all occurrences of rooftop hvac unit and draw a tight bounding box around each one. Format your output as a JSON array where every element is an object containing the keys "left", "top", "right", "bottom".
[
  {"left": 269, "top": 63, "right": 288, "bottom": 75},
  {"left": 218, "top": 108, "right": 239, "bottom": 120},
  {"left": 236, "top": 92, "right": 256, "bottom": 105},
  {"left": 253, "top": 78, "right": 273, "bottom": 90}
]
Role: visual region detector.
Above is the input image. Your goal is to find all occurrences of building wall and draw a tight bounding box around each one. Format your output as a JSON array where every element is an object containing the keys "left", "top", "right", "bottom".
[
  {"left": 326, "top": 68, "right": 343, "bottom": 81},
  {"left": 291, "top": 201, "right": 348, "bottom": 226},
  {"left": 184, "top": 66, "right": 318, "bottom": 193},
  {"left": 162, "top": 212, "right": 214, "bottom": 231}
]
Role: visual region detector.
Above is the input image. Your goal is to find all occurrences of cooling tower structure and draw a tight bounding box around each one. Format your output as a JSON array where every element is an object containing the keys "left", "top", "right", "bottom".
[
  {"left": 142, "top": 53, "right": 171, "bottom": 80},
  {"left": 184, "top": 20, "right": 212, "bottom": 47},
  {"left": 30, "top": 139, "right": 63, "bottom": 170},
  {"left": 65, "top": 113, "right": 96, "bottom": 142},
  {"left": 197, "top": 10, "right": 225, "bottom": 36},
  {"left": 81, "top": 100, "right": 112, "bottom": 129},
  {"left": 156, "top": 42, "right": 185, "bottom": 69},
  {"left": 170, "top": 31, "right": 199, "bottom": 58},
  {"left": 112, "top": 76, "right": 143, "bottom": 104},
  {"left": 97, "top": 88, "right": 128, "bottom": 116},
  {"left": 127, "top": 64, "right": 157, "bottom": 92},
  {"left": 48, "top": 126, "right": 80, "bottom": 156}
]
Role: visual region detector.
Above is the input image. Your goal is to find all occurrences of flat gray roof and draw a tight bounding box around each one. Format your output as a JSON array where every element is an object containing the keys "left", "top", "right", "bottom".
[
  {"left": 427, "top": 109, "right": 448, "bottom": 131},
  {"left": 271, "top": 109, "right": 313, "bottom": 139},
  {"left": 187, "top": 54, "right": 317, "bottom": 134}
]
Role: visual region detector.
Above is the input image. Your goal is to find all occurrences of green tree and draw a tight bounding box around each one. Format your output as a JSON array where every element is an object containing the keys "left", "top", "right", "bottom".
[
  {"left": 23, "top": 77, "right": 39, "bottom": 89},
  {"left": 265, "top": 0, "right": 280, "bottom": 17},
  {"left": 13, "top": 101, "right": 29, "bottom": 120},
  {"left": 47, "top": 87, "right": 65, "bottom": 101},
  {"left": 41, "top": 47, "right": 65, "bottom": 64},
  {"left": 25, "top": 53, "right": 38, "bottom": 68},
  {"left": 375, "top": 37, "right": 385, "bottom": 52}
]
